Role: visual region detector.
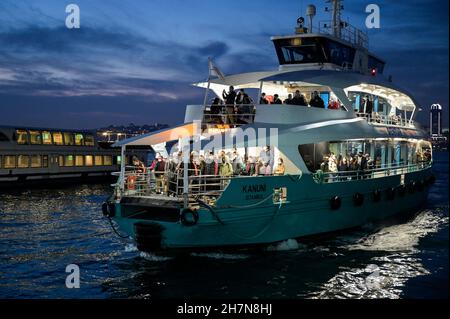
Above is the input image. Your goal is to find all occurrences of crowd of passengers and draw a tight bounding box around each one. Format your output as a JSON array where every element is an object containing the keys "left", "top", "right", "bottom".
[
  {"left": 131, "top": 147, "right": 286, "bottom": 194},
  {"left": 314, "top": 148, "right": 432, "bottom": 181},
  {"left": 207, "top": 86, "right": 342, "bottom": 125}
]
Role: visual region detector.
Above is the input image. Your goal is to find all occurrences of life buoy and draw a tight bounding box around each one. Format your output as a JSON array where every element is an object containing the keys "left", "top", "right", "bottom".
[
  {"left": 386, "top": 187, "right": 396, "bottom": 200},
  {"left": 408, "top": 181, "right": 416, "bottom": 194},
  {"left": 353, "top": 193, "right": 364, "bottom": 206},
  {"left": 397, "top": 185, "right": 406, "bottom": 197},
  {"left": 372, "top": 189, "right": 381, "bottom": 202},
  {"left": 330, "top": 196, "right": 341, "bottom": 210},
  {"left": 127, "top": 175, "right": 137, "bottom": 190},
  {"left": 180, "top": 208, "right": 199, "bottom": 226}
]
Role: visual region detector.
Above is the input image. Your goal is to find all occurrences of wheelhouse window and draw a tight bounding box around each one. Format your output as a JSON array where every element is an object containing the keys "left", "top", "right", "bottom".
[
  {"left": 15, "top": 130, "right": 28, "bottom": 145},
  {"left": 53, "top": 132, "right": 64, "bottom": 145},
  {"left": 94, "top": 155, "right": 103, "bottom": 166},
  {"left": 85, "top": 135, "right": 95, "bottom": 147},
  {"left": 274, "top": 37, "right": 326, "bottom": 64},
  {"left": 75, "top": 155, "right": 84, "bottom": 166},
  {"left": 30, "top": 131, "right": 42, "bottom": 144},
  {"left": 3, "top": 155, "right": 16, "bottom": 169},
  {"left": 64, "top": 132, "right": 75, "bottom": 146},
  {"left": 85, "top": 155, "right": 94, "bottom": 166},
  {"left": 30, "top": 155, "right": 42, "bottom": 168},
  {"left": 75, "top": 133, "right": 84, "bottom": 146},
  {"left": 42, "top": 131, "right": 52, "bottom": 145}
]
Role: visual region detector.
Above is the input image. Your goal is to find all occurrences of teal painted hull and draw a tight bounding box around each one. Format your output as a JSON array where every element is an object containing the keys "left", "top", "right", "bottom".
[{"left": 113, "top": 168, "right": 433, "bottom": 251}]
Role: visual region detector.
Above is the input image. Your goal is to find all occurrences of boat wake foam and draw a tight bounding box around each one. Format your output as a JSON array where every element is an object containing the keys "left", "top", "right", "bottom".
[
  {"left": 190, "top": 252, "right": 250, "bottom": 260},
  {"left": 266, "top": 239, "right": 307, "bottom": 252},
  {"left": 310, "top": 209, "right": 448, "bottom": 299}
]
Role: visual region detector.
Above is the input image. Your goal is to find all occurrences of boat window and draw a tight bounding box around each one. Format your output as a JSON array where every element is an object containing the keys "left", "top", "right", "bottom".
[
  {"left": 30, "top": 155, "right": 42, "bottom": 168},
  {"left": 53, "top": 132, "right": 64, "bottom": 145},
  {"left": 75, "top": 133, "right": 84, "bottom": 146},
  {"left": 3, "top": 155, "right": 16, "bottom": 168},
  {"left": 15, "top": 130, "right": 28, "bottom": 145},
  {"left": 325, "top": 40, "right": 356, "bottom": 67},
  {"left": 42, "top": 131, "right": 53, "bottom": 145},
  {"left": 299, "top": 139, "right": 432, "bottom": 174},
  {"left": 65, "top": 155, "right": 74, "bottom": 166},
  {"left": 30, "top": 131, "right": 42, "bottom": 145},
  {"left": 64, "top": 132, "right": 75, "bottom": 146},
  {"left": 0, "top": 132, "right": 9, "bottom": 142},
  {"left": 274, "top": 37, "right": 326, "bottom": 64},
  {"left": 103, "top": 155, "right": 113, "bottom": 166},
  {"left": 94, "top": 155, "right": 103, "bottom": 166},
  {"left": 75, "top": 155, "right": 84, "bottom": 166},
  {"left": 85, "top": 155, "right": 94, "bottom": 166},
  {"left": 17, "top": 155, "right": 29, "bottom": 168},
  {"left": 85, "top": 135, "right": 95, "bottom": 147},
  {"left": 42, "top": 155, "right": 48, "bottom": 168}
]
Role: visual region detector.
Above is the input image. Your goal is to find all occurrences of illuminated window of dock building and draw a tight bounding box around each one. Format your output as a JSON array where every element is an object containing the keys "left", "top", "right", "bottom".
[
  {"left": 85, "top": 135, "right": 95, "bottom": 146},
  {"left": 16, "top": 130, "right": 28, "bottom": 145},
  {"left": 17, "top": 155, "right": 29, "bottom": 168},
  {"left": 94, "top": 155, "right": 103, "bottom": 166},
  {"left": 85, "top": 155, "right": 94, "bottom": 166},
  {"left": 103, "top": 155, "right": 112, "bottom": 166},
  {"left": 30, "top": 131, "right": 42, "bottom": 144},
  {"left": 75, "top": 155, "right": 84, "bottom": 166},
  {"left": 75, "top": 133, "right": 84, "bottom": 146},
  {"left": 65, "top": 155, "right": 74, "bottom": 167},
  {"left": 3, "top": 155, "right": 16, "bottom": 168},
  {"left": 42, "top": 131, "right": 52, "bottom": 145},
  {"left": 64, "top": 132, "right": 75, "bottom": 146},
  {"left": 30, "top": 155, "right": 42, "bottom": 168},
  {"left": 53, "top": 132, "right": 64, "bottom": 145}
]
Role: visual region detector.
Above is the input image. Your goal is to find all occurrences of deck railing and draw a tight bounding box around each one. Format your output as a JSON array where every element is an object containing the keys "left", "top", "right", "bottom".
[
  {"left": 355, "top": 112, "right": 415, "bottom": 128},
  {"left": 202, "top": 104, "right": 256, "bottom": 126},
  {"left": 315, "top": 161, "right": 432, "bottom": 184}
]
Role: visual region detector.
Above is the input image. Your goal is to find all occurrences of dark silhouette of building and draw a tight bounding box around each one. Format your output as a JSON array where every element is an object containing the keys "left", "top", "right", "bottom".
[{"left": 430, "top": 104, "right": 443, "bottom": 136}]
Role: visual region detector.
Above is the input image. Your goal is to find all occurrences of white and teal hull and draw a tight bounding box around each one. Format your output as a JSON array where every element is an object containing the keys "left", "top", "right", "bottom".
[{"left": 110, "top": 168, "right": 434, "bottom": 252}]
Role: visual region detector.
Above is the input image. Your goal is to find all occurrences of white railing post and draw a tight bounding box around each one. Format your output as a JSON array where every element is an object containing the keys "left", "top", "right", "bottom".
[{"left": 120, "top": 145, "right": 126, "bottom": 192}]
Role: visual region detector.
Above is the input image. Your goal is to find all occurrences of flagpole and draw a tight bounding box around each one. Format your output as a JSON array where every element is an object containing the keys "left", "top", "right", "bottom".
[{"left": 202, "top": 57, "right": 212, "bottom": 108}]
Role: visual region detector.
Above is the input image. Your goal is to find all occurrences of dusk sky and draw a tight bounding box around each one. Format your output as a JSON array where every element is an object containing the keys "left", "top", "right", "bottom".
[{"left": 0, "top": 0, "right": 448, "bottom": 129}]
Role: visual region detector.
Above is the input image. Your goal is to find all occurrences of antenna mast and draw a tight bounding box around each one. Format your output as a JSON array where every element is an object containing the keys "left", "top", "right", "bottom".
[{"left": 328, "top": 0, "right": 343, "bottom": 38}]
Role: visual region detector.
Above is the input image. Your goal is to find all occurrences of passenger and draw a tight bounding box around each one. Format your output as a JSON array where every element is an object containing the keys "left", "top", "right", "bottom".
[
  {"left": 219, "top": 156, "right": 233, "bottom": 177},
  {"left": 222, "top": 86, "right": 237, "bottom": 124},
  {"left": 210, "top": 97, "right": 223, "bottom": 124},
  {"left": 309, "top": 91, "right": 325, "bottom": 108},
  {"left": 149, "top": 153, "right": 166, "bottom": 194},
  {"left": 328, "top": 98, "right": 340, "bottom": 110},
  {"left": 273, "top": 94, "right": 283, "bottom": 104},
  {"left": 337, "top": 155, "right": 349, "bottom": 181},
  {"left": 259, "top": 146, "right": 274, "bottom": 175},
  {"left": 231, "top": 149, "right": 245, "bottom": 175},
  {"left": 328, "top": 153, "right": 338, "bottom": 181},
  {"left": 260, "top": 93, "right": 269, "bottom": 104},
  {"left": 256, "top": 158, "right": 266, "bottom": 176},
  {"left": 236, "top": 90, "right": 254, "bottom": 124},
  {"left": 245, "top": 156, "right": 257, "bottom": 176},
  {"left": 361, "top": 95, "right": 373, "bottom": 115},
  {"left": 291, "top": 90, "right": 307, "bottom": 106},
  {"left": 132, "top": 156, "right": 146, "bottom": 174},
  {"left": 283, "top": 94, "right": 293, "bottom": 104},
  {"left": 204, "top": 151, "right": 218, "bottom": 176},
  {"left": 274, "top": 158, "right": 286, "bottom": 176}
]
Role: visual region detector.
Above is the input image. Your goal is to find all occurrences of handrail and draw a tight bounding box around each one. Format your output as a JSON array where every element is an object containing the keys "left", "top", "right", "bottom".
[
  {"left": 315, "top": 161, "right": 432, "bottom": 184},
  {"left": 355, "top": 112, "right": 416, "bottom": 128}
]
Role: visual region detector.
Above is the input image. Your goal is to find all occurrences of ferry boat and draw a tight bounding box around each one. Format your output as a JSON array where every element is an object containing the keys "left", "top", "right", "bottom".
[
  {"left": 103, "top": 1, "right": 435, "bottom": 253},
  {"left": 0, "top": 125, "right": 123, "bottom": 187}
]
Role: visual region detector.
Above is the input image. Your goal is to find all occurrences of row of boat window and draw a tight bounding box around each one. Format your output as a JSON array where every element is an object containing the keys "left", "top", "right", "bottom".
[
  {"left": 299, "top": 138, "right": 432, "bottom": 173},
  {"left": 14, "top": 130, "right": 95, "bottom": 147},
  {"left": 0, "top": 154, "right": 120, "bottom": 169}
]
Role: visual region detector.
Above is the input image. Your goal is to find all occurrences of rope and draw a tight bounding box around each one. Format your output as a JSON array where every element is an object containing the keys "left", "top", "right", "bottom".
[{"left": 107, "top": 216, "right": 129, "bottom": 239}]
